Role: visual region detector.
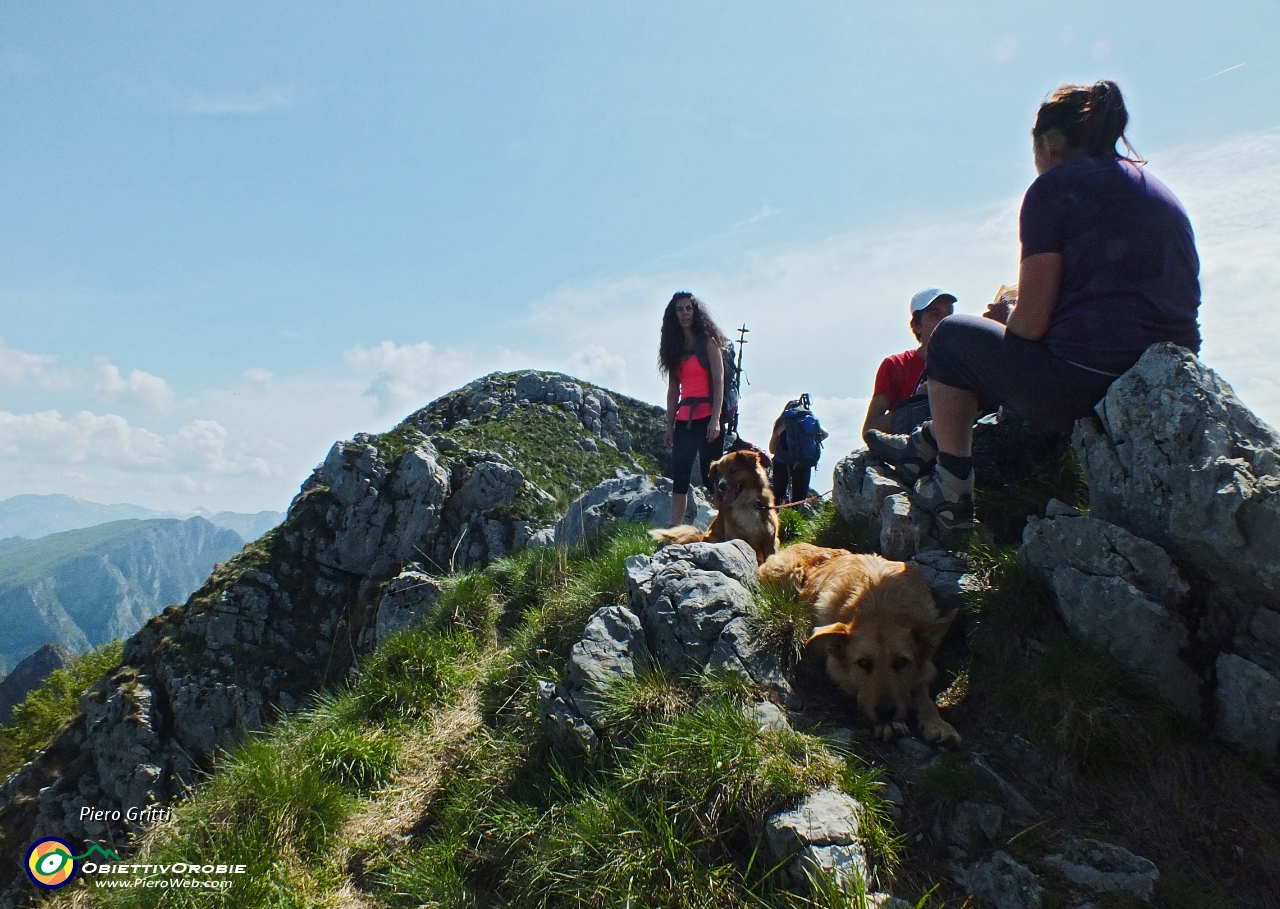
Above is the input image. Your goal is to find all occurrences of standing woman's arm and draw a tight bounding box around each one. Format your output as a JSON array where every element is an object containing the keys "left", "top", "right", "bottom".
[
  {"left": 665, "top": 373, "right": 680, "bottom": 448},
  {"left": 1006, "top": 254, "right": 1063, "bottom": 341},
  {"left": 707, "top": 339, "right": 724, "bottom": 441}
]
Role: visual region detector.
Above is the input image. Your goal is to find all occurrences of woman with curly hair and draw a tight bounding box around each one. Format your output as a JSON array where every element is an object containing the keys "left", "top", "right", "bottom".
[
  {"left": 659, "top": 291, "right": 729, "bottom": 527},
  {"left": 868, "top": 81, "right": 1201, "bottom": 544}
]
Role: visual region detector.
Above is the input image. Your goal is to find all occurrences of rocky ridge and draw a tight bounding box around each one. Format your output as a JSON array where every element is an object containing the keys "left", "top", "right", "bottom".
[
  {"left": 0, "top": 370, "right": 669, "bottom": 903},
  {"left": 835, "top": 344, "right": 1280, "bottom": 757}
]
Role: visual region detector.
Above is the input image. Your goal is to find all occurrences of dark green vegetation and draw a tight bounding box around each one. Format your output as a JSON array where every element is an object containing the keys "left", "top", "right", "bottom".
[
  {"left": 924, "top": 541, "right": 1280, "bottom": 909},
  {"left": 970, "top": 418, "right": 1088, "bottom": 544},
  {"left": 446, "top": 407, "right": 644, "bottom": 522},
  {"left": 63, "top": 524, "right": 902, "bottom": 909},
  {"left": 0, "top": 641, "right": 123, "bottom": 778}
]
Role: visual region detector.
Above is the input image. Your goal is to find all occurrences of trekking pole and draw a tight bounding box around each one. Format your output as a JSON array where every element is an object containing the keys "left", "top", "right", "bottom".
[{"left": 733, "top": 324, "right": 749, "bottom": 435}]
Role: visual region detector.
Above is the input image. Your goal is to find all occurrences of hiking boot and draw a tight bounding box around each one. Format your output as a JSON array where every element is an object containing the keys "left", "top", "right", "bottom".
[
  {"left": 865, "top": 423, "right": 938, "bottom": 485},
  {"left": 911, "top": 463, "right": 975, "bottom": 547}
]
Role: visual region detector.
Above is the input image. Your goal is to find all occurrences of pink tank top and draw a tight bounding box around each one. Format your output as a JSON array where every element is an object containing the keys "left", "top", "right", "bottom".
[{"left": 676, "top": 354, "right": 713, "bottom": 422}]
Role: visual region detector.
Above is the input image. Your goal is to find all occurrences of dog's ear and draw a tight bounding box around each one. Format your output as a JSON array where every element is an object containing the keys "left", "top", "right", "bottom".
[
  {"left": 806, "top": 622, "right": 852, "bottom": 647},
  {"left": 753, "top": 449, "right": 772, "bottom": 470},
  {"left": 912, "top": 612, "right": 956, "bottom": 656}
]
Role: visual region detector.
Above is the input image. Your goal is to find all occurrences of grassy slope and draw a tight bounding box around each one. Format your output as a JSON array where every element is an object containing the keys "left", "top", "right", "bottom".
[
  {"left": 49, "top": 497, "right": 1280, "bottom": 909},
  {"left": 55, "top": 523, "right": 899, "bottom": 909},
  {"left": 0, "top": 373, "right": 661, "bottom": 849}
]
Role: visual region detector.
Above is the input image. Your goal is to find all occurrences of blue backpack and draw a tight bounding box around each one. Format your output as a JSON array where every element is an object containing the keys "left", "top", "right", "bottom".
[{"left": 783, "top": 402, "right": 823, "bottom": 467}]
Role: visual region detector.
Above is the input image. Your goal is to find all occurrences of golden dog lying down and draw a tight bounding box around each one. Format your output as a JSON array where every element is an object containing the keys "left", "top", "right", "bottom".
[
  {"left": 652, "top": 448, "right": 780, "bottom": 565},
  {"left": 760, "top": 543, "right": 959, "bottom": 746}
]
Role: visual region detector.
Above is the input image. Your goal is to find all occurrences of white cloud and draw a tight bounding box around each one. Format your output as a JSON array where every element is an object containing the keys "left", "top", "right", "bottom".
[
  {"left": 0, "top": 410, "right": 166, "bottom": 466},
  {"left": 96, "top": 360, "right": 176, "bottom": 409},
  {"left": 0, "top": 338, "right": 68, "bottom": 388},
  {"left": 567, "top": 345, "right": 629, "bottom": 390},
  {"left": 179, "top": 83, "right": 297, "bottom": 116},
  {"left": 243, "top": 368, "right": 274, "bottom": 388},
  {"left": 345, "top": 340, "right": 475, "bottom": 415},
  {"left": 2, "top": 127, "right": 1276, "bottom": 516},
  {"left": 177, "top": 420, "right": 276, "bottom": 477},
  {"left": 1158, "top": 126, "right": 1280, "bottom": 427}
]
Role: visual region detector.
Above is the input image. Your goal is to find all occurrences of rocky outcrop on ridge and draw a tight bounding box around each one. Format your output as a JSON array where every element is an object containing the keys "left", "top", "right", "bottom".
[
  {"left": 540, "top": 537, "right": 1161, "bottom": 905},
  {"left": 836, "top": 344, "right": 1280, "bottom": 757},
  {"left": 0, "top": 370, "right": 669, "bottom": 904}
]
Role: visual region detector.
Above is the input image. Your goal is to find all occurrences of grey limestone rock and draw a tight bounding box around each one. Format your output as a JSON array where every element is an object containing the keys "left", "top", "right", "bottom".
[
  {"left": 625, "top": 542, "right": 757, "bottom": 673},
  {"left": 77, "top": 675, "right": 166, "bottom": 823},
  {"left": 864, "top": 896, "right": 912, "bottom": 909},
  {"left": 1072, "top": 343, "right": 1280, "bottom": 611},
  {"left": 1041, "top": 837, "right": 1159, "bottom": 900},
  {"left": 447, "top": 460, "right": 524, "bottom": 518},
  {"left": 565, "top": 604, "right": 652, "bottom": 724},
  {"left": 514, "top": 371, "right": 547, "bottom": 402},
  {"left": 1021, "top": 505, "right": 1189, "bottom": 608},
  {"left": 1214, "top": 653, "right": 1280, "bottom": 755},
  {"left": 833, "top": 449, "right": 908, "bottom": 528},
  {"left": 375, "top": 569, "right": 443, "bottom": 644},
  {"left": 707, "top": 616, "right": 793, "bottom": 700},
  {"left": 1234, "top": 606, "right": 1280, "bottom": 679},
  {"left": 1049, "top": 567, "right": 1199, "bottom": 715},
  {"left": 383, "top": 445, "right": 450, "bottom": 567},
  {"left": 538, "top": 680, "right": 598, "bottom": 760},
  {"left": 879, "top": 492, "right": 937, "bottom": 560},
  {"left": 941, "top": 802, "right": 1003, "bottom": 857},
  {"left": 311, "top": 437, "right": 395, "bottom": 576},
  {"left": 554, "top": 474, "right": 713, "bottom": 551},
  {"left": 919, "top": 753, "right": 1038, "bottom": 827},
  {"left": 748, "top": 699, "right": 790, "bottom": 731},
  {"left": 956, "top": 851, "right": 1043, "bottom": 909},
  {"left": 910, "top": 549, "right": 986, "bottom": 610},
  {"left": 1021, "top": 508, "right": 1199, "bottom": 715},
  {"left": 764, "top": 788, "right": 868, "bottom": 892}
]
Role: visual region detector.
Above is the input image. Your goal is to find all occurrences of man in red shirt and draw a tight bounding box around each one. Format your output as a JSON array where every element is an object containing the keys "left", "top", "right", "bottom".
[{"left": 861, "top": 288, "right": 957, "bottom": 440}]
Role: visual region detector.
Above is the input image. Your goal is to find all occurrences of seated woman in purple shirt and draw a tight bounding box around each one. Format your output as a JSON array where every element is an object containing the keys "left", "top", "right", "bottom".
[{"left": 867, "top": 81, "right": 1202, "bottom": 542}]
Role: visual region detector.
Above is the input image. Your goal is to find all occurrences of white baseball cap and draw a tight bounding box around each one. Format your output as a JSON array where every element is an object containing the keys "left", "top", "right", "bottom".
[{"left": 910, "top": 287, "right": 957, "bottom": 315}]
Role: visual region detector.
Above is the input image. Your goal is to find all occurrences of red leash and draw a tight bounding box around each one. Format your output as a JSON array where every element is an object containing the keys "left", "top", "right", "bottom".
[{"left": 760, "top": 489, "right": 832, "bottom": 511}]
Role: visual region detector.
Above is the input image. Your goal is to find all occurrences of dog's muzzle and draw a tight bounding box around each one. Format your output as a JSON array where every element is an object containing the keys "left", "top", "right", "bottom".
[{"left": 719, "top": 480, "right": 742, "bottom": 507}]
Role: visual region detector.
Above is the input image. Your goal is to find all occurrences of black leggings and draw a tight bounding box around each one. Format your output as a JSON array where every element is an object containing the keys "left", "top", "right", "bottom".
[
  {"left": 670, "top": 417, "right": 725, "bottom": 494},
  {"left": 927, "top": 315, "right": 1117, "bottom": 432},
  {"left": 771, "top": 460, "right": 812, "bottom": 505}
]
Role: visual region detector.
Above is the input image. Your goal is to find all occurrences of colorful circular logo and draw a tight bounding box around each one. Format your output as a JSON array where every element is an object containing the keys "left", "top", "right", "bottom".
[{"left": 26, "top": 838, "right": 76, "bottom": 889}]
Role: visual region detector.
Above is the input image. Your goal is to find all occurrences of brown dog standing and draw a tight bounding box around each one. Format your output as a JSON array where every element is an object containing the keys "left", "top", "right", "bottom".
[
  {"left": 760, "top": 543, "right": 959, "bottom": 745},
  {"left": 652, "top": 448, "right": 779, "bottom": 564}
]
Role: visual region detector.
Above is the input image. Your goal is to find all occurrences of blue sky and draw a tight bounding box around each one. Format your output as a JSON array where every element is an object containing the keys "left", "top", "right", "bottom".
[{"left": 2, "top": 2, "right": 1278, "bottom": 513}]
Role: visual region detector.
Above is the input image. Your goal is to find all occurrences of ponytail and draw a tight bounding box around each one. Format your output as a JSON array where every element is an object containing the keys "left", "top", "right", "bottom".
[{"left": 1033, "top": 80, "right": 1142, "bottom": 162}]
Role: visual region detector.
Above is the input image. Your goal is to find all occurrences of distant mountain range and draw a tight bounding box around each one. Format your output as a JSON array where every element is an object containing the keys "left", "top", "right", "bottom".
[
  {"left": 0, "top": 517, "right": 245, "bottom": 674},
  {"left": 0, "top": 494, "right": 282, "bottom": 542}
]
